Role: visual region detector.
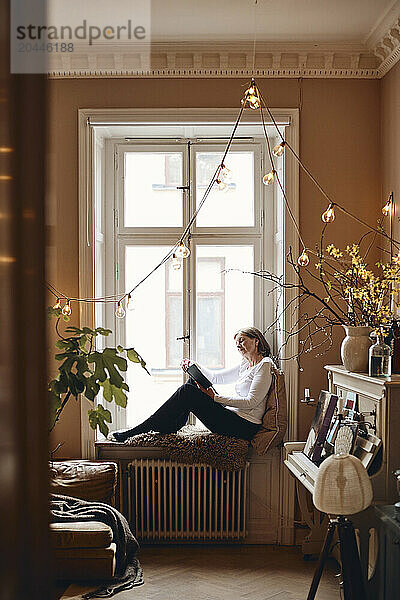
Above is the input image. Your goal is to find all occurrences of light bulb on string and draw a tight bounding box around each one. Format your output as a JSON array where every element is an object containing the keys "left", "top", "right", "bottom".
[
  {"left": 216, "top": 178, "right": 228, "bottom": 192},
  {"left": 272, "top": 142, "right": 286, "bottom": 157},
  {"left": 115, "top": 301, "right": 126, "bottom": 319},
  {"left": 171, "top": 253, "right": 182, "bottom": 270},
  {"left": 220, "top": 164, "right": 231, "bottom": 182},
  {"left": 382, "top": 194, "right": 393, "bottom": 216},
  {"left": 321, "top": 204, "right": 335, "bottom": 223},
  {"left": 62, "top": 299, "right": 72, "bottom": 316},
  {"left": 127, "top": 294, "right": 134, "bottom": 311},
  {"left": 241, "top": 79, "right": 260, "bottom": 110},
  {"left": 262, "top": 169, "right": 275, "bottom": 186},
  {"left": 53, "top": 298, "right": 61, "bottom": 310},
  {"left": 176, "top": 242, "right": 190, "bottom": 259},
  {"left": 298, "top": 249, "right": 310, "bottom": 267}
]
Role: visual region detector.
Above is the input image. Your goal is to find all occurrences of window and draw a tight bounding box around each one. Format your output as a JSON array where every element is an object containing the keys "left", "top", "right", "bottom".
[
  {"left": 112, "top": 138, "right": 270, "bottom": 427},
  {"left": 84, "top": 113, "right": 298, "bottom": 435}
]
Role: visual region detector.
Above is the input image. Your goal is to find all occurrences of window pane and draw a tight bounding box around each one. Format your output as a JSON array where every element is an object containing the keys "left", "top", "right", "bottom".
[
  {"left": 197, "top": 297, "right": 223, "bottom": 366},
  {"left": 125, "top": 246, "right": 184, "bottom": 426},
  {"left": 196, "top": 245, "right": 254, "bottom": 370},
  {"left": 195, "top": 152, "right": 254, "bottom": 227},
  {"left": 124, "top": 152, "right": 183, "bottom": 227}
]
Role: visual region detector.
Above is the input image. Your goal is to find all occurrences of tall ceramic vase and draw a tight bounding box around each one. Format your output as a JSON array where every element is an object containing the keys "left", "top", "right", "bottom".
[{"left": 341, "top": 326, "right": 373, "bottom": 373}]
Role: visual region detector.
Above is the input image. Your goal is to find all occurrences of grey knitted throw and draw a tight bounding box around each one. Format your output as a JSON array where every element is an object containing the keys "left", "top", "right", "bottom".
[{"left": 50, "top": 494, "right": 143, "bottom": 597}]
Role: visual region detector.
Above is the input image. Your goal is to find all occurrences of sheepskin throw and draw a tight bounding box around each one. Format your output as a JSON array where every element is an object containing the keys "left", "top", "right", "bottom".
[{"left": 124, "top": 426, "right": 249, "bottom": 470}]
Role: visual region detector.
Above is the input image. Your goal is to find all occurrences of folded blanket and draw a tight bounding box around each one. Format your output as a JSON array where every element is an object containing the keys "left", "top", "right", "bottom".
[
  {"left": 50, "top": 494, "right": 143, "bottom": 598},
  {"left": 123, "top": 425, "right": 250, "bottom": 470}
]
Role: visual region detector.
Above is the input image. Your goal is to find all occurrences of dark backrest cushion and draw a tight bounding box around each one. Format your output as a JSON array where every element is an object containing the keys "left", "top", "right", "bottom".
[{"left": 251, "top": 367, "right": 287, "bottom": 455}]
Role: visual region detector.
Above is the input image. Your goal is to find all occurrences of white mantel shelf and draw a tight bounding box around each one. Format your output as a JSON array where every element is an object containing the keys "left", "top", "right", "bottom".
[{"left": 325, "top": 364, "right": 400, "bottom": 386}]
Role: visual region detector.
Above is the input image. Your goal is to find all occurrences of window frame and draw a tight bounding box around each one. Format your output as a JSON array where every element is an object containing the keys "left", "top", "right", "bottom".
[{"left": 78, "top": 108, "right": 300, "bottom": 461}]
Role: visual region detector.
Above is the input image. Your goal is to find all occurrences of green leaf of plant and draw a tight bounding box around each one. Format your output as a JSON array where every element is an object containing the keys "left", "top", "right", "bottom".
[
  {"left": 51, "top": 374, "right": 69, "bottom": 395},
  {"left": 95, "top": 327, "right": 112, "bottom": 336},
  {"left": 127, "top": 348, "right": 140, "bottom": 363},
  {"left": 65, "top": 326, "right": 84, "bottom": 335},
  {"left": 117, "top": 345, "right": 124, "bottom": 353},
  {"left": 84, "top": 375, "right": 100, "bottom": 402},
  {"left": 82, "top": 326, "right": 96, "bottom": 335},
  {"left": 55, "top": 339, "right": 71, "bottom": 349},
  {"left": 100, "top": 379, "right": 112, "bottom": 403},
  {"left": 65, "top": 371, "right": 84, "bottom": 397},
  {"left": 127, "top": 348, "right": 151, "bottom": 375},
  {"left": 89, "top": 349, "right": 127, "bottom": 386},
  {"left": 48, "top": 306, "right": 62, "bottom": 319},
  {"left": 112, "top": 385, "right": 128, "bottom": 408},
  {"left": 99, "top": 379, "right": 127, "bottom": 408},
  {"left": 76, "top": 355, "right": 90, "bottom": 375},
  {"left": 88, "top": 404, "right": 112, "bottom": 437},
  {"left": 78, "top": 335, "right": 88, "bottom": 350}
]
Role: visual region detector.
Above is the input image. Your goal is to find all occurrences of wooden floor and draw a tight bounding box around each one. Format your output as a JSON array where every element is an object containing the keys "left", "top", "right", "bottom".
[{"left": 60, "top": 545, "right": 340, "bottom": 600}]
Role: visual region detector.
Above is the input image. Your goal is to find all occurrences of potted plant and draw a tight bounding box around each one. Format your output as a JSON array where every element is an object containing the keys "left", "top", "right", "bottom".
[
  {"left": 252, "top": 236, "right": 400, "bottom": 372},
  {"left": 48, "top": 306, "right": 149, "bottom": 436}
]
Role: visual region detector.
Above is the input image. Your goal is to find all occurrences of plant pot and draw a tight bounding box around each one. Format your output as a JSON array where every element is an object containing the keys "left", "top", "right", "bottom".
[{"left": 340, "top": 325, "right": 373, "bottom": 373}]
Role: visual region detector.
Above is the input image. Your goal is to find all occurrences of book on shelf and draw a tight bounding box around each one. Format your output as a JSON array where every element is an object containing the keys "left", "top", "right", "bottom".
[{"left": 303, "top": 390, "right": 338, "bottom": 466}]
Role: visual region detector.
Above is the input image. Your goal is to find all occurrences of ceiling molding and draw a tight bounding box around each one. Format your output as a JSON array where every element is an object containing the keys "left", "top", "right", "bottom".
[
  {"left": 373, "top": 16, "right": 400, "bottom": 77},
  {"left": 364, "top": 0, "right": 400, "bottom": 48},
  {"left": 47, "top": 34, "right": 399, "bottom": 80}
]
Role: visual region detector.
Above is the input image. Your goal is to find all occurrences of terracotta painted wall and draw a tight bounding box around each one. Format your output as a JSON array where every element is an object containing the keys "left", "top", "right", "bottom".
[
  {"left": 381, "top": 61, "right": 400, "bottom": 244},
  {"left": 47, "top": 77, "right": 381, "bottom": 455}
]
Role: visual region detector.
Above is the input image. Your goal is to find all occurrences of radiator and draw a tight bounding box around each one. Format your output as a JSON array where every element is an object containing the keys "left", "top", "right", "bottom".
[{"left": 127, "top": 459, "right": 248, "bottom": 541}]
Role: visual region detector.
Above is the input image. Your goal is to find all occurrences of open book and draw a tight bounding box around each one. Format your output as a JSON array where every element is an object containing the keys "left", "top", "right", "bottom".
[{"left": 186, "top": 363, "right": 213, "bottom": 389}]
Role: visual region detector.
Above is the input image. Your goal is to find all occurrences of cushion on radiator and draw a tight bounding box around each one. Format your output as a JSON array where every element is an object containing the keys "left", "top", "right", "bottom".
[
  {"left": 123, "top": 425, "right": 249, "bottom": 470},
  {"left": 251, "top": 367, "right": 287, "bottom": 455},
  {"left": 50, "top": 521, "right": 113, "bottom": 549}
]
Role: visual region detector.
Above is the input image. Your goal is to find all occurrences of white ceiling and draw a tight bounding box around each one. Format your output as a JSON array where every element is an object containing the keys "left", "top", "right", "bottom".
[{"left": 151, "top": 0, "right": 399, "bottom": 46}]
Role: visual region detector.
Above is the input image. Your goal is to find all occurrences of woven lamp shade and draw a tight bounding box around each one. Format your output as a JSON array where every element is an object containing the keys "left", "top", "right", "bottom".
[{"left": 313, "top": 453, "right": 373, "bottom": 515}]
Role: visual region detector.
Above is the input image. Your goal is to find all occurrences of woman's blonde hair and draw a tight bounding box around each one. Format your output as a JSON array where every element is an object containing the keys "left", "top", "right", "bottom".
[{"left": 234, "top": 327, "right": 271, "bottom": 357}]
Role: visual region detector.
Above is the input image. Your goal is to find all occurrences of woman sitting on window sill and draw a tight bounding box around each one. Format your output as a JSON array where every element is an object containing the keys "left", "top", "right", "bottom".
[{"left": 111, "top": 327, "right": 274, "bottom": 443}]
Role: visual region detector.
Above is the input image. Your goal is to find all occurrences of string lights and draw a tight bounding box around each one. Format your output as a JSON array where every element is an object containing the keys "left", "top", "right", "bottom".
[
  {"left": 171, "top": 254, "right": 182, "bottom": 271},
  {"left": 216, "top": 178, "right": 228, "bottom": 191},
  {"left": 382, "top": 192, "right": 393, "bottom": 216},
  {"left": 47, "top": 76, "right": 397, "bottom": 320},
  {"left": 115, "top": 301, "right": 126, "bottom": 319},
  {"left": 127, "top": 294, "right": 134, "bottom": 311},
  {"left": 175, "top": 242, "right": 191, "bottom": 259},
  {"left": 321, "top": 203, "right": 336, "bottom": 223},
  {"left": 62, "top": 299, "right": 72, "bottom": 316},
  {"left": 297, "top": 249, "right": 310, "bottom": 267},
  {"left": 272, "top": 141, "right": 286, "bottom": 157},
  {"left": 242, "top": 79, "right": 260, "bottom": 110},
  {"left": 262, "top": 169, "right": 275, "bottom": 186},
  {"left": 220, "top": 164, "right": 231, "bottom": 181}
]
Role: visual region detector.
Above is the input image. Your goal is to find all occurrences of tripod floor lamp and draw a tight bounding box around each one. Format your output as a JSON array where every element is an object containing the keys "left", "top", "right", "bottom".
[{"left": 308, "top": 453, "right": 373, "bottom": 600}]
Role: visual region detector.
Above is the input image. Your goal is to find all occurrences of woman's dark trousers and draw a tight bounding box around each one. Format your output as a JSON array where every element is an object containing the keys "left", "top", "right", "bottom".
[{"left": 113, "top": 380, "right": 259, "bottom": 442}]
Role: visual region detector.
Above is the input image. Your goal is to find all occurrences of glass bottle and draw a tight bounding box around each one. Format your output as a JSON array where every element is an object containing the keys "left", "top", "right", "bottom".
[{"left": 369, "top": 331, "right": 392, "bottom": 377}]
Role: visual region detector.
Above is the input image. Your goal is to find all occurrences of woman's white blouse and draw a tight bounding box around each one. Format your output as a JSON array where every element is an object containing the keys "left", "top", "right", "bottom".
[{"left": 198, "top": 357, "right": 273, "bottom": 424}]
